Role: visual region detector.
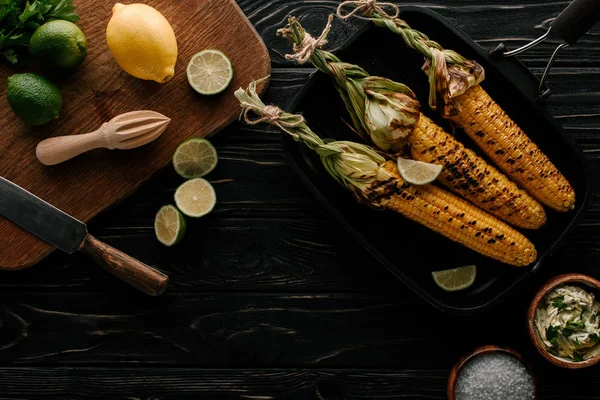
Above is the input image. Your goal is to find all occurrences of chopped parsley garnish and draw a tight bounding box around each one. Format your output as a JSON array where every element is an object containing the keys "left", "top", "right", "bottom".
[
  {"left": 546, "top": 326, "right": 559, "bottom": 345},
  {"left": 591, "top": 334, "right": 599, "bottom": 344},
  {"left": 552, "top": 297, "right": 567, "bottom": 311},
  {"left": 562, "top": 327, "right": 573, "bottom": 337},
  {"left": 568, "top": 321, "right": 586, "bottom": 330},
  {"left": 574, "top": 337, "right": 581, "bottom": 346},
  {"left": 573, "top": 351, "right": 584, "bottom": 362}
]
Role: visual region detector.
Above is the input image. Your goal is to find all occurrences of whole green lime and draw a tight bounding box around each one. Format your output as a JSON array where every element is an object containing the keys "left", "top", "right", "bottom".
[
  {"left": 29, "top": 20, "right": 87, "bottom": 71},
  {"left": 7, "top": 73, "right": 62, "bottom": 126}
]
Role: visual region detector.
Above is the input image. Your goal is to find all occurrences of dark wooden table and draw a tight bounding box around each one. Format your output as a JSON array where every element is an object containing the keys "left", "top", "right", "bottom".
[{"left": 2, "top": 1, "right": 600, "bottom": 398}]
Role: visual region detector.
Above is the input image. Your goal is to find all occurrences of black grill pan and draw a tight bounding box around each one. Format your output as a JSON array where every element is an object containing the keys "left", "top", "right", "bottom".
[{"left": 283, "top": 5, "right": 595, "bottom": 314}]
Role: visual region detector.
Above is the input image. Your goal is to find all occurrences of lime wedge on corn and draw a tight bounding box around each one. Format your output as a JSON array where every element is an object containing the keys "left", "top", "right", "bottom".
[
  {"left": 186, "top": 49, "right": 233, "bottom": 95},
  {"left": 154, "top": 205, "right": 186, "bottom": 246},
  {"left": 432, "top": 265, "right": 477, "bottom": 292},
  {"left": 174, "top": 178, "right": 217, "bottom": 218},
  {"left": 397, "top": 157, "right": 442, "bottom": 185},
  {"left": 173, "top": 138, "right": 218, "bottom": 179}
]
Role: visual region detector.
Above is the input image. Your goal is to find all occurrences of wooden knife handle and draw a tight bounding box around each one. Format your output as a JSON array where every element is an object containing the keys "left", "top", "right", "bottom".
[
  {"left": 80, "top": 234, "right": 169, "bottom": 296},
  {"left": 36, "top": 123, "right": 112, "bottom": 166}
]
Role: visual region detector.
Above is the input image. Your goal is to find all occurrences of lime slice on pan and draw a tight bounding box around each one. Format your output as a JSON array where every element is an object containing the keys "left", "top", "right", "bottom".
[
  {"left": 155, "top": 205, "right": 186, "bottom": 246},
  {"left": 173, "top": 138, "right": 218, "bottom": 179},
  {"left": 174, "top": 178, "right": 217, "bottom": 218},
  {"left": 432, "top": 265, "right": 477, "bottom": 292},
  {"left": 186, "top": 49, "right": 233, "bottom": 95},
  {"left": 397, "top": 157, "right": 443, "bottom": 185}
]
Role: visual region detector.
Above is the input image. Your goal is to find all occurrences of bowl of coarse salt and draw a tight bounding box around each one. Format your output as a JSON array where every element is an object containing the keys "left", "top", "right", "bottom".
[{"left": 447, "top": 345, "right": 538, "bottom": 400}]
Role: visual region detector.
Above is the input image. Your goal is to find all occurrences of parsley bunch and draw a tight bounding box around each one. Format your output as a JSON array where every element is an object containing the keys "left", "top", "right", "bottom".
[{"left": 0, "top": 0, "right": 79, "bottom": 64}]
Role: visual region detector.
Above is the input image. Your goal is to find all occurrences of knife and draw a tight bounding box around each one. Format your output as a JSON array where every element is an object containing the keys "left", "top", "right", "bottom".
[{"left": 0, "top": 176, "right": 169, "bottom": 296}]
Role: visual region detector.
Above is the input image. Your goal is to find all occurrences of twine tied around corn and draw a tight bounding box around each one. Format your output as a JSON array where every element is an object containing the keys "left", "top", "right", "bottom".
[
  {"left": 241, "top": 103, "right": 303, "bottom": 132},
  {"left": 283, "top": 15, "right": 333, "bottom": 64},
  {"left": 236, "top": 78, "right": 337, "bottom": 156},
  {"left": 278, "top": 16, "right": 420, "bottom": 152},
  {"left": 336, "top": 0, "right": 398, "bottom": 20},
  {"left": 235, "top": 79, "right": 393, "bottom": 200},
  {"left": 336, "top": 0, "right": 484, "bottom": 117}
]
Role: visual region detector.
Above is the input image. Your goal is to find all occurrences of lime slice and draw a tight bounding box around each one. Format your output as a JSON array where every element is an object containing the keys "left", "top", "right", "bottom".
[
  {"left": 432, "top": 265, "right": 477, "bottom": 292},
  {"left": 174, "top": 178, "right": 217, "bottom": 218},
  {"left": 154, "top": 205, "right": 186, "bottom": 246},
  {"left": 397, "top": 157, "right": 443, "bottom": 185},
  {"left": 186, "top": 50, "right": 233, "bottom": 95},
  {"left": 173, "top": 138, "right": 218, "bottom": 179}
]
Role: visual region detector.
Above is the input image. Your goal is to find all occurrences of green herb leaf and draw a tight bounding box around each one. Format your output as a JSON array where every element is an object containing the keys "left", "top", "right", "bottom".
[
  {"left": 2, "top": 48, "right": 17, "bottom": 63},
  {"left": 546, "top": 326, "right": 559, "bottom": 345},
  {"left": 552, "top": 297, "right": 566, "bottom": 311},
  {"left": 562, "top": 327, "right": 573, "bottom": 337},
  {"left": 574, "top": 337, "right": 581, "bottom": 346},
  {"left": 591, "top": 334, "right": 599, "bottom": 344},
  {"left": 573, "top": 351, "right": 584, "bottom": 362},
  {"left": 0, "top": 0, "right": 79, "bottom": 64},
  {"left": 568, "top": 321, "right": 587, "bottom": 330},
  {"left": 45, "top": 0, "right": 79, "bottom": 22}
]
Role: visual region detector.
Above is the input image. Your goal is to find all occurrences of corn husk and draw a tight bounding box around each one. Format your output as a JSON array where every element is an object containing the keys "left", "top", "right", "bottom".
[
  {"left": 234, "top": 79, "right": 393, "bottom": 201},
  {"left": 277, "top": 16, "right": 420, "bottom": 152},
  {"left": 337, "top": 0, "right": 484, "bottom": 117}
]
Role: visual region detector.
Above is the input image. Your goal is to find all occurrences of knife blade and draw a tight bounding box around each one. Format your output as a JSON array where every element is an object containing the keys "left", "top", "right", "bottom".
[{"left": 0, "top": 177, "right": 168, "bottom": 296}]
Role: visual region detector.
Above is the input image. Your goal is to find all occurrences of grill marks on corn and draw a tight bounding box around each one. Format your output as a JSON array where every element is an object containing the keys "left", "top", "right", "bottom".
[
  {"left": 451, "top": 85, "right": 575, "bottom": 212},
  {"left": 375, "top": 161, "right": 536, "bottom": 266},
  {"left": 409, "top": 114, "right": 546, "bottom": 229},
  {"left": 367, "top": 176, "right": 403, "bottom": 204}
]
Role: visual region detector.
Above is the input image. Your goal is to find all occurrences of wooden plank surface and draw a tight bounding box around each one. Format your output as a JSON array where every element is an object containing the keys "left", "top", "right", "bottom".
[
  {"left": 1, "top": 368, "right": 600, "bottom": 399},
  {"left": 0, "top": 0, "right": 271, "bottom": 270},
  {"left": 1, "top": 0, "right": 600, "bottom": 398}
]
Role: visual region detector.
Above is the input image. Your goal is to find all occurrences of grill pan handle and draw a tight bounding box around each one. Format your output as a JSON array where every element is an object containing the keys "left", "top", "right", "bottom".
[
  {"left": 551, "top": 0, "right": 600, "bottom": 45},
  {"left": 490, "top": 0, "right": 600, "bottom": 100}
]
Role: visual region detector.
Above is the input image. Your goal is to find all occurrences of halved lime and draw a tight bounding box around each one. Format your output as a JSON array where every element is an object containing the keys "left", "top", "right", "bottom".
[
  {"left": 397, "top": 157, "right": 443, "bottom": 185},
  {"left": 186, "top": 49, "right": 233, "bottom": 95},
  {"left": 174, "top": 178, "right": 217, "bottom": 218},
  {"left": 154, "top": 205, "right": 186, "bottom": 246},
  {"left": 432, "top": 265, "right": 477, "bottom": 292},
  {"left": 173, "top": 138, "right": 218, "bottom": 179}
]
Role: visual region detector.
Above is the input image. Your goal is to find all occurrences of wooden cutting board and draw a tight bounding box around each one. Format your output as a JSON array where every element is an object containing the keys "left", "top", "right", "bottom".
[{"left": 0, "top": 0, "right": 271, "bottom": 270}]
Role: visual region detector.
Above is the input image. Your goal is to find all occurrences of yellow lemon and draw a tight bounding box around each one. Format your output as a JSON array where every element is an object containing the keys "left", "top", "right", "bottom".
[{"left": 106, "top": 3, "right": 177, "bottom": 83}]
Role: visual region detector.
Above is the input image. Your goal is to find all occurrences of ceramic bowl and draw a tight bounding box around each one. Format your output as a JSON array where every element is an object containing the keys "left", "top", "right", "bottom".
[
  {"left": 447, "top": 345, "right": 538, "bottom": 400},
  {"left": 528, "top": 273, "right": 600, "bottom": 369}
]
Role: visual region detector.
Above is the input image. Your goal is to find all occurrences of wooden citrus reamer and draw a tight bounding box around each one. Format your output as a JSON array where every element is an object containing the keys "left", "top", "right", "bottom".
[{"left": 36, "top": 110, "right": 170, "bottom": 165}]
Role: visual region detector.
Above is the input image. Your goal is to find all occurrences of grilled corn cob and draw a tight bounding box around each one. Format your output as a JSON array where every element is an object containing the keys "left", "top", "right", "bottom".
[
  {"left": 278, "top": 16, "right": 547, "bottom": 229},
  {"left": 235, "top": 81, "right": 537, "bottom": 267},
  {"left": 410, "top": 114, "right": 546, "bottom": 229},
  {"left": 336, "top": 0, "right": 576, "bottom": 212},
  {"left": 378, "top": 161, "right": 536, "bottom": 266},
  {"left": 450, "top": 85, "right": 575, "bottom": 212}
]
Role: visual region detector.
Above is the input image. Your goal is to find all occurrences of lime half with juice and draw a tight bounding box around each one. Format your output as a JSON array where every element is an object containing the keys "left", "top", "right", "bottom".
[
  {"left": 155, "top": 205, "right": 187, "bottom": 246},
  {"left": 173, "top": 138, "right": 218, "bottom": 179},
  {"left": 186, "top": 49, "right": 233, "bottom": 95},
  {"left": 174, "top": 178, "right": 217, "bottom": 218},
  {"left": 397, "top": 157, "right": 443, "bottom": 186},
  {"left": 432, "top": 265, "right": 477, "bottom": 292}
]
